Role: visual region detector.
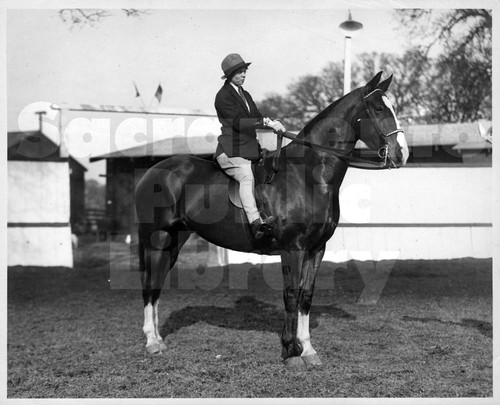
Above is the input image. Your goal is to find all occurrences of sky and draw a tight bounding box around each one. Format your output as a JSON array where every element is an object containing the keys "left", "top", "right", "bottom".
[
  {"left": 4, "top": 0, "right": 492, "bottom": 180},
  {"left": 7, "top": 7, "right": 406, "bottom": 119}
]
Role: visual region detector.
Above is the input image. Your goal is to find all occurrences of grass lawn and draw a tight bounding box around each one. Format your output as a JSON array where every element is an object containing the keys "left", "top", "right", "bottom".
[{"left": 7, "top": 238, "right": 492, "bottom": 398}]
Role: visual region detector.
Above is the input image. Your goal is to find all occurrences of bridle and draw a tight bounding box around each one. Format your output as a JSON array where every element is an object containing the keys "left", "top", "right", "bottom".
[
  {"left": 360, "top": 88, "right": 405, "bottom": 169},
  {"left": 277, "top": 89, "right": 405, "bottom": 170}
]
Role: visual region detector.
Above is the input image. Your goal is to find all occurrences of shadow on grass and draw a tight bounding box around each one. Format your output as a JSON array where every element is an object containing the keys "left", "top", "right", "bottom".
[
  {"left": 401, "top": 316, "right": 492, "bottom": 338},
  {"left": 160, "top": 295, "right": 355, "bottom": 337}
]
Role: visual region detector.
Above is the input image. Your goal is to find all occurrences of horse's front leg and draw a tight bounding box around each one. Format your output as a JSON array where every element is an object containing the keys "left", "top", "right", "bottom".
[
  {"left": 297, "top": 247, "right": 325, "bottom": 366},
  {"left": 280, "top": 247, "right": 324, "bottom": 369}
]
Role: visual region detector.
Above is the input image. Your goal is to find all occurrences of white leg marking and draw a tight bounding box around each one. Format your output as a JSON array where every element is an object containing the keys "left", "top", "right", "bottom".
[
  {"left": 143, "top": 303, "right": 159, "bottom": 348},
  {"left": 153, "top": 300, "right": 164, "bottom": 343},
  {"left": 154, "top": 301, "right": 160, "bottom": 340},
  {"left": 297, "top": 311, "right": 317, "bottom": 356}
]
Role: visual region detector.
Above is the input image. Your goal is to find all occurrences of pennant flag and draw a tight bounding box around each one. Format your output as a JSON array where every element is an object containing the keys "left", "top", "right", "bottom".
[
  {"left": 154, "top": 84, "right": 163, "bottom": 103},
  {"left": 133, "top": 81, "right": 141, "bottom": 98}
]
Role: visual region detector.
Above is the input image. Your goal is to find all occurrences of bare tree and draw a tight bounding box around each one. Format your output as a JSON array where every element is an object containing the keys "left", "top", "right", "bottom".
[
  {"left": 395, "top": 9, "right": 491, "bottom": 56},
  {"left": 59, "top": 9, "right": 149, "bottom": 28},
  {"left": 394, "top": 9, "right": 492, "bottom": 123},
  {"left": 259, "top": 62, "right": 346, "bottom": 130}
]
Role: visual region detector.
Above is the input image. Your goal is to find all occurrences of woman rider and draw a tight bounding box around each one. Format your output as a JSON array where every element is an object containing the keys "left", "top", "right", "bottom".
[{"left": 214, "top": 53, "right": 286, "bottom": 239}]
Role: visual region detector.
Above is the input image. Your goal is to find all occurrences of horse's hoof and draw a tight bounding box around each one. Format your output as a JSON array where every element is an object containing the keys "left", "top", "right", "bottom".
[
  {"left": 158, "top": 341, "right": 167, "bottom": 351},
  {"left": 302, "top": 353, "right": 323, "bottom": 366},
  {"left": 146, "top": 343, "right": 162, "bottom": 355},
  {"left": 283, "top": 356, "right": 307, "bottom": 370}
]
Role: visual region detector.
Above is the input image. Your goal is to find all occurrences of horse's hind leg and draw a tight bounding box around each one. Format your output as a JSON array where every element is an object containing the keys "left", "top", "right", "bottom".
[
  {"left": 280, "top": 249, "right": 307, "bottom": 368},
  {"left": 140, "top": 226, "right": 191, "bottom": 354}
]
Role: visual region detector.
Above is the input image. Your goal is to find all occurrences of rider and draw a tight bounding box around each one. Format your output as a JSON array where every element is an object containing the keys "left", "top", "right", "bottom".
[{"left": 215, "top": 53, "right": 286, "bottom": 239}]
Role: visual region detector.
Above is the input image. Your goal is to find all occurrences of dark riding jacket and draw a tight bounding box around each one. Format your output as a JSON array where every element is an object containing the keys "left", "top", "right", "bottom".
[{"left": 215, "top": 81, "right": 266, "bottom": 161}]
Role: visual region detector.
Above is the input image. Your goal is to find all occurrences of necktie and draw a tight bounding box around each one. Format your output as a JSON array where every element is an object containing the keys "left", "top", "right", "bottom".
[{"left": 238, "top": 86, "right": 249, "bottom": 112}]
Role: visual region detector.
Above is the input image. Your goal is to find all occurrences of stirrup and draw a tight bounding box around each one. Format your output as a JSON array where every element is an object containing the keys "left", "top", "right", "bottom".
[
  {"left": 251, "top": 216, "right": 275, "bottom": 239},
  {"left": 261, "top": 215, "right": 275, "bottom": 226}
]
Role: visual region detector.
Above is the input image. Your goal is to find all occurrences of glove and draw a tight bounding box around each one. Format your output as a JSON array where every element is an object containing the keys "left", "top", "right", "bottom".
[{"left": 266, "top": 119, "right": 286, "bottom": 134}]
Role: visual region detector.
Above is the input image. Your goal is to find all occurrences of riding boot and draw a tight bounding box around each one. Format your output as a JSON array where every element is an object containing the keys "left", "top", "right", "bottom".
[{"left": 250, "top": 216, "right": 276, "bottom": 239}]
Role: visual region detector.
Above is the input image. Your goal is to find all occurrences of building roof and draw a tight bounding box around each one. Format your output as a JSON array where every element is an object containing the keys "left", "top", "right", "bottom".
[
  {"left": 8, "top": 131, "right": 87, "bottom": 170},
  {"left": 405, "top": 122, "right": 490, "bottom": 147},
  {"left": 8, "top": 131, "right": 59, "bottom": 160},
  {"left": 452, "top": 141, "right": 492, "bottom": 151},
  {"left": 90, "top": 133, "right": 219, "bottom": 161}
]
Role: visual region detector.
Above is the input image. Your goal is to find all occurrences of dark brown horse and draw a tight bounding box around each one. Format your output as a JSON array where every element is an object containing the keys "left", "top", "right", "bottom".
[{"left": 135, "top": 71, "right": 409, "bottom": 368}]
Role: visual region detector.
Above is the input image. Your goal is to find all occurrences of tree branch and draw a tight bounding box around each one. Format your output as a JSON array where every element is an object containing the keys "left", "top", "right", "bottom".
[{"left": 59, "top": 9, "right": 149, "bottom": 27}]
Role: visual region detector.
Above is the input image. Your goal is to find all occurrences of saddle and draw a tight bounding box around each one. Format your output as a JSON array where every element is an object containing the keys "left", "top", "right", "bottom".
[{"left": 225, "top": 134, "right": 283, "bottom": 209}]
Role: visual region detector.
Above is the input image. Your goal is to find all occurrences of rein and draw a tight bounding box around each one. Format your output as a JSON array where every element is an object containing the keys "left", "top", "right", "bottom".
[
  {"left": 278, "top": 131, "right": 388, "bottom": 169},
  {"left": 274, "top": 89, "right": 404, "bottom": 170}
]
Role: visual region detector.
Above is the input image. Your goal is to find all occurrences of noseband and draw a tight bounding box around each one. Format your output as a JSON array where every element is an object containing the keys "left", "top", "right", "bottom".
[{"left": 362, "top": 89, "right": 405, "bottom": 169}]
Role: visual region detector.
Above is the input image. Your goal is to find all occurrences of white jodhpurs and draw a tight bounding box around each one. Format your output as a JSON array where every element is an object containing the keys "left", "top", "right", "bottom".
[{"left": 216, "top": 153, "right": 260, "bottom": 223}]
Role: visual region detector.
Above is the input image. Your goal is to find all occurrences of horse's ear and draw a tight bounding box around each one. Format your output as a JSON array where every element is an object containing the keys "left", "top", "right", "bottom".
[
  {"left": 377, "top": 74, "right": 393, "bottom": 92},
  {"left": 364, "top": 71, "right": 383, "bottom": 92}
]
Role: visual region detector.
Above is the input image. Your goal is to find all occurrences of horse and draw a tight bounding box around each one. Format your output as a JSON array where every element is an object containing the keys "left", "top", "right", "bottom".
[{"left": 134, "top": 71, "right": 409, "bottom": 368}]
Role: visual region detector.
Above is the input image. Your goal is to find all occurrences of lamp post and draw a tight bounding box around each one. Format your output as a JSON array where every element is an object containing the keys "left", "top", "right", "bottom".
[{"left": 339, "top": 10, "right": 363, "bottom": 95}]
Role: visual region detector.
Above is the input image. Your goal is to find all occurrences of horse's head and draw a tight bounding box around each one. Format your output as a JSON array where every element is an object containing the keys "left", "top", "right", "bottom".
[{"left": 354, "top": 71, "right": 409, "bottom": 168}]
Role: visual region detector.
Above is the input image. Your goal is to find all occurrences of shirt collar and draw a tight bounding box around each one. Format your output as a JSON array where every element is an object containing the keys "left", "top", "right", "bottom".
[{"left": 230, "top": 82, "right": 241, "bottom": 92}]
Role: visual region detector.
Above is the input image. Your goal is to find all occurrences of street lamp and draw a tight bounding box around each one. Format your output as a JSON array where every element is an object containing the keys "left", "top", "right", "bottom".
[{"left": 339, "top": 10, "right": 363, "bottom": 95}]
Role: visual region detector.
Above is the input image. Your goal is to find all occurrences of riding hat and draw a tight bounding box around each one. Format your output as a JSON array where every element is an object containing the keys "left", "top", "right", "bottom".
[{"left": 221, "top": 53, "right": 251, "bottom": 79}]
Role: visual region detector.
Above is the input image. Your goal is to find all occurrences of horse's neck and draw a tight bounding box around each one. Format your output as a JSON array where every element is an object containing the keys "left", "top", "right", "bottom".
[{"left": 301, "top": 92, "right": 358, "bottom": 153}]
